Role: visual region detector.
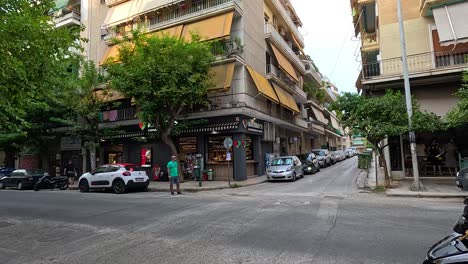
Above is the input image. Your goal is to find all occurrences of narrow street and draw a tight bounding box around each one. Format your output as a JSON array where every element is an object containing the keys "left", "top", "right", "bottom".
[{"left": 0, "top": 158, "right": 463, "bottom": 264}]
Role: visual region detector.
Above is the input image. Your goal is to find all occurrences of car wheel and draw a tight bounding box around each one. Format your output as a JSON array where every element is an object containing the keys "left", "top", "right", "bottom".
[
  {"left": 59, "top": 182, "right": 69, "bottom": 190},
  {"left": 79, "top": 180, "right": 89, "bottom": 193},
  {"left": 112, "top": 180, "right": 126, "bottom": 194},
  {"left": 17, "top": 181, "right": 23, "bottom": 190},
  {"left": 292, "top": 173, "right": 296, "bottom": 182}
]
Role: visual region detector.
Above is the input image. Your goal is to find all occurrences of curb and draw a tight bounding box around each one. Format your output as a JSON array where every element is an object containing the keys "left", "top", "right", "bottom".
[{"left": 386, "top": 191, "right": 466, "bottom": 198}]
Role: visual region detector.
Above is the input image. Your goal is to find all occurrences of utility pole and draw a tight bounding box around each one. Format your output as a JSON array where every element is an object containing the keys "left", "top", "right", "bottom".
[{"left": 397, "top": 0, "right": 421, "bottom": 190}]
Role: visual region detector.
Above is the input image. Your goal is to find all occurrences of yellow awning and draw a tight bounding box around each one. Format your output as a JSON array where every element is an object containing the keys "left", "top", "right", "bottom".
[
  {"left": 270, "top": 44, "right": 299, "bottom": 82},
  {"left": 292, "top": 34, "right": 304, "bottom": 49},
  {"left": 272, "top": 83, "right": 300, "bottom": 113},
  {"left": 246, "top": 66, "right": 279, "bottom": 104},
  {"left": 330, "top": 114, "right": 340, "bottom": 130},
  {"left": 94, "top": 89, "right": 126, "bottom": 102},
  {"left": 181, "top": 12, "right": 234, "bottom": 41},
  {"left": 100, "top": 45, "right": 120, "bottom": 65},
  {"left": 150, "top": 25, "right": 183, "bottom": 38},
  {"left": 104, "top": 1, "right": 139, "bottom": 26},
  {"left": 209, "top": 63, "right": 235, "bottom": 91},
  {"left": 310, "top": 105, "right": 328, "bottom": 125}
]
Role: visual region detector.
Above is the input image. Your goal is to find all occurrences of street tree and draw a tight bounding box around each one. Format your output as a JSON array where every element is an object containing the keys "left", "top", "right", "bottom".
[
  {"left": 446, "top": 70, "right": 468, "bottom": 127},
  {"left": 333, "top": 90, "right": 444, "bottom": 187},
  {"left": 0, "top": 0, "right": 82, "bottom": 163},
  {"left": 105, "top": 32, "right": 214, "bottom": 179}
]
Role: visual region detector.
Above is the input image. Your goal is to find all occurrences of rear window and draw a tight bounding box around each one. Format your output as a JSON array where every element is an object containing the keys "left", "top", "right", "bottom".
[
  {"left": 10, "top": 171, "right": 26, "bottom": 176},
  {"left": 272, "top": 158, "right": 293, "bottom": 166},
  {"left": 125, "top": 165, "right": 144, "bottom": 171},
  {"left": 312, "top": 150, "right": 325, "bottom": 156}
]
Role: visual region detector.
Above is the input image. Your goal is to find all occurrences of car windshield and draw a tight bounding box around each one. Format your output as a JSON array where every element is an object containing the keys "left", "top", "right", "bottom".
[
  {"left": 312, "top": 150, "right": 325, "bottom": 156},
  {"left": 125, "top": 165, "right": 144, "bottom": 171},
  {"left": 272, "top": 158, "right": 293, "bottom": 166}
]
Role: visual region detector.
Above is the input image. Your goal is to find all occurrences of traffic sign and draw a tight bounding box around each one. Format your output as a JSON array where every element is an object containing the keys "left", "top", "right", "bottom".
[{"left": 223, "top": 138, "right": 233, "bottom": 149}]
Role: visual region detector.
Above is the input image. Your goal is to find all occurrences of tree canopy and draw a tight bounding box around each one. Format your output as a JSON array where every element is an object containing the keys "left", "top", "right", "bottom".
[{"left": 446, "top": 70, "right": 468, "bottom": 127}]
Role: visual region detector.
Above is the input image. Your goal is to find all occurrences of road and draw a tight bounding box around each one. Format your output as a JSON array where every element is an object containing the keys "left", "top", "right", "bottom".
[{"left": 0, "top": 157, "right": 463, "bottom": 264}]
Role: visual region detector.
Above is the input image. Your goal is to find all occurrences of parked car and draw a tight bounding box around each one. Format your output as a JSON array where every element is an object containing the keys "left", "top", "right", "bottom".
[
  {"left": 329, "top": 151, "right": 337, "bottom": 164},
  {"left": 78, "top": 163, "right": 150, "bottom": 194},
  {"left": 337, "top": 150, "right": 347, "bottom": 161},
  {"left": 333, "top": 151, "right": 342, "bottom": 162},
  {"left": 297, "top": 153, "right": 320, "bottom": 175},
  {"left": 266, "top": 156, "right": 303, "bottom": 182},
  {"left": 0, "top": 169, "right": 49, "bottom": 190},
  {"left": 456, "top": 168, "right": 468, "bottom": 191},
  {"left": 345, "top": 148, "right": 354, "bottom": 158},
  {"left": 0, "top": 167, "right": 15, "bottom": 177},
  {"left": 312, "top": 149, "right": 332, "bottom": 167}
]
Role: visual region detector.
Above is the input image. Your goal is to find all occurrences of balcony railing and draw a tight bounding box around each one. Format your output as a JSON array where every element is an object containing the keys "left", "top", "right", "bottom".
[
  {"left": 265, "top": 23, "right": 305, "bottom": 74},
  {"left": 361, "top": 32, "right": 378, "bottom": 50},
  {"left": 54, "top": 10, "right": 81, "bottom": 27},
  {"left": 267, "top": 0, "right": 304, "bottom": 46},
  {"left": 100, "top": 107, "right": 138, "bottom": 122},
  {"left": 210, "top": 40, "right": 243, "bottom": 57},
  {"left": 362, "top": 49, "right": 468, "bottom": 79}
]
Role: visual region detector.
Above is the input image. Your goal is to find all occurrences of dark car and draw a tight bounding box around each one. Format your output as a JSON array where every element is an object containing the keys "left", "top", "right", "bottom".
[
  {"left": 0, "top": 169, "right": 49, "bottom": 190},
  {"left": 456, "top": 168, "right": 468, "bottom": 191},
  {"left": 297, "top": 153, "right": 320, "bottom": 175},
  {"left": 0, "top": 167, "right": 15, "bottom": 177}
]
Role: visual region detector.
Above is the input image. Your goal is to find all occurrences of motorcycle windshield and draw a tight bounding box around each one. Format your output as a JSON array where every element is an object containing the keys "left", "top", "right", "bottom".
[{"left": 428, "top": 233, "right": 468, "bottom": 260}]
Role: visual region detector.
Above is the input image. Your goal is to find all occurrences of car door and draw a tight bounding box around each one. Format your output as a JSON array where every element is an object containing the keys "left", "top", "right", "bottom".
[
  {"left": 89, "top": 166, "right": 109, "bottom": 187},
  {"left": 104, "top": 165, "right": 120, "bottom": 187}
]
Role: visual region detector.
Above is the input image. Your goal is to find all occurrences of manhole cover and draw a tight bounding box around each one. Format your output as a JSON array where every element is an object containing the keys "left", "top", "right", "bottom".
[
  {"left": 273, "top": 200, "right": 310, "bottom": 206},
  {"left": 0, "top": 222, "right": 14, "bottom": 228}
]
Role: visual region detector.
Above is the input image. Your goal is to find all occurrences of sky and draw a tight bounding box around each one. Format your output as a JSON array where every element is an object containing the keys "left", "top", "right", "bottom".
[{"left": 291, "top": 0, "right": 361, "bottom": 93}]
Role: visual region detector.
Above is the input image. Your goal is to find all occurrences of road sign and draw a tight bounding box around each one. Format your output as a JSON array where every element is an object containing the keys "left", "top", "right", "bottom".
[
  {"left": 223, "top": 138, "right": 233, "bottom": 149},
  {"left": 226, "top": 152, "right": 232, "bottom": 161}
]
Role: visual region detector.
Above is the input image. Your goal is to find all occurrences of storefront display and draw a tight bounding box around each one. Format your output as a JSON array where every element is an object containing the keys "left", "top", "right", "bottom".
[
  {"left": 140, "top": 148, "right": 152, "bottom": 167},
  {"left": 179, "top": 137, "right": 197, "bottom": 154},
  {"left": 208, "top": 136, "right": 232, "bottom": 163}
]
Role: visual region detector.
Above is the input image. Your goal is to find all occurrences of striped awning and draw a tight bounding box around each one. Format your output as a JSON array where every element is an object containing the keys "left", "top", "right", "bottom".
[
  {"left": 179, "top": 122, "right": 239, "bottom": 134},
  {"left": 101, "top": 131, "right": 157, "bottom": 140}
]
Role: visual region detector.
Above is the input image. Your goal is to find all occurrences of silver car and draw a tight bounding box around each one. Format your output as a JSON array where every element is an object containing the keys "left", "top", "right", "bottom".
[
  {"left": 312, "top": 149, "right": 332, "bottom": 167},
  {"left": 266, "top": 156, "right": 303, "bottom": 182}
]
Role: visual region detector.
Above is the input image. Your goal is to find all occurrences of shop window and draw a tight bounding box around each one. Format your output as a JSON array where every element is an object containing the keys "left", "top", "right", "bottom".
[
  {"left": 208, "top": 136, "right": 232, "bottom": 163},
  {"left": 179, "top": 137, "right": 198, "bottom": 154},
  {"left": 246, "top": 136, "right": 253, "bottom": 160}
]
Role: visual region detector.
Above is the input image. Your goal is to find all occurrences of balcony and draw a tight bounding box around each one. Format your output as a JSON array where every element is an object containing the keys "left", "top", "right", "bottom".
[
  {"left": 266, "top": 64, "right": 307, "bottom": 102},
  {"left": 54, "top": 10, "right": 81, "bottom": 28},
  {"left": 294, "top": 116, "right": 308, "bottom": 129},
  {"left": 266, "top": 0, "right": 304, "bottom": 47},
  {"left": 210, "top": 40, "right": 244, "bottom": 59},
  {"left": 104, "top": 0, "right": 240, "bottom": 43},
  {"left": 362, "top": 49, "right": 468, "bottom": 80},
  {"left": 304, "top": 63, "right": 322, "bottom": 88},
  {"left": 265, "top": 23, "right": 305, "bottom": 75},
  {"left": 361, "top": 32, "right": 379, "bottom": 52},
  {"left": 105, "top": 0, "right": 129, "bottom": 7},
  {"left": 100, "top": 107, "right": 138, "bottom": 123}
]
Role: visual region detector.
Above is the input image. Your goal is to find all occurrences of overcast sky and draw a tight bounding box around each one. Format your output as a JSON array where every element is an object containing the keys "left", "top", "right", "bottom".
[{"left": 291, "top": 0, "right": 361, "bottom": 94}]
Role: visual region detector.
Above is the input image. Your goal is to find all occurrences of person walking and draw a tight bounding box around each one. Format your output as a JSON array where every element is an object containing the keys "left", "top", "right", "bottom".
[
  {"left": 445, "top": 139, "right": 458, "bottom": 176},
  {"left": 63, "top": 160, "right": 77, "bottom": 185},
  {"left": 428, "top": 139, "right": 443, "bottom": 176},
  {"left": 167, "top": 155, "right": 181, "bottom": 195}
]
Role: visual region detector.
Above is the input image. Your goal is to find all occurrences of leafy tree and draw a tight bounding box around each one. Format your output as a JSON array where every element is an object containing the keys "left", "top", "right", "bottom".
[
  {"left": 333, "top": 90, "right": 444, "bottom": 187},
  {"left": 105, "top": 32, "right": 214, "bottom": 179},
  {"left": 303, "top": 81, "right": 326, "bottom": 104},
  {"left": 447, "top": 70, "right": 468, "bottom": 127},
  {"left": 0, "top": 0, "right": 82, "bottom": 164}
]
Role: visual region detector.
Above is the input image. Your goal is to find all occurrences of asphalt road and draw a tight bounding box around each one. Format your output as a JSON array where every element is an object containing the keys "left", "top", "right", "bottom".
[{"left": 0, "top": 157, "right": 463, "bottom": 264}]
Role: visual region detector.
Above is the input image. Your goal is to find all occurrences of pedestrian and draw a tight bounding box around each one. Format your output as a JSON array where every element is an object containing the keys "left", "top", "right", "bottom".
[
  {"left": 445, "top": 139, "right": 458, "bottom": 176},
  {"left": 63, "top": 160, "right": 77, "bottom": 185},
  {"left": 167, "top": 155, "right": 181, "bottom": 195},
  {"left": 428, "top": 139, "right": 443, "bottom": 176}
]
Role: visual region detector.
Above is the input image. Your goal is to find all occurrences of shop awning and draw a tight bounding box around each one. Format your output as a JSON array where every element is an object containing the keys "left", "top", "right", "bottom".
[
  {"left": 104, "top": 1, "right": 139, "bottom": 27},
  {"left": 150, "top": 25, "right": 184, "bottom": 38},
  {"left": 181, "top": 12, "right": 234, "bottom": 41},
  {"left": 270, "top": 44, "right": 299, "bottom": 82},
  {"left": 179, "top": 122, "right": 239, "bottom": 134},
  {"left": 209, "top": 62, "right": 235, "bottom": 91},
  {"left": 94, "top": 89, "right": 126, "bottom": 102},
  {"left": 246, "top": 66, "right": 279, "bottom": 104},
  {"left": 310, "top": 105, "right": 328, "bottom": 125},
  {"left": 272, "top": 83, "right": 300, "bottom": 113},
  {"left": 433, "top": 2, "right": 468, "bottom": 46}
]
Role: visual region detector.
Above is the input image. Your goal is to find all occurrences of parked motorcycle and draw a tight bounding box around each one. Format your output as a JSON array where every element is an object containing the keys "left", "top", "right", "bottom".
[
  {"left": 33, "top": 175, "right": 69, "bottom": 191},
  {"left": 423, "top": 198, "right": 468, "bottom": 263}
]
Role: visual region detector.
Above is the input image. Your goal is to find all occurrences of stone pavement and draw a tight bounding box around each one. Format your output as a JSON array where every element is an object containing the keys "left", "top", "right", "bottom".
[
  {"left": 69, "top": 175, "right": 267, "bottom": 192},
  {"left": 386, "top": 177, "right": 467, "bottom": 198}
]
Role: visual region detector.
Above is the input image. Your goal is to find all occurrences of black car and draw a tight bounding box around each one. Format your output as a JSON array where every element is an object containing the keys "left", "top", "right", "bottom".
[
  {"left": 0, "top": 169, "right": 49, "bottom": 190},
  {"left": 0, "top": 167, "right": 15, "bottom": 177},
  {"left": 297, "top": 153, "right": 320, "bottom": 175},
  {"left": 456, "top": 167, "right": 468, "bottom": 191}
]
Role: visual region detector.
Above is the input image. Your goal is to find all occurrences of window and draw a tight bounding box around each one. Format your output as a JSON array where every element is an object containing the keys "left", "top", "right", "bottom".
[
  {"left": 208, "top": 136, "right": 232, "bottom": 163},
  {"left": 272, "top": 158, "right": 293, "bottom": 166},
  {"left": 94, "top": 166, "right": 108, "bottom": 174},
  {"left": 125, "top": 165, "right": 144, "bottom": 171}
]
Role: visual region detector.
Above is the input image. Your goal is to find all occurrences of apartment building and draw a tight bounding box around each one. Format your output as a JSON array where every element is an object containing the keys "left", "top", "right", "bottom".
[
  {"left": 45, "top": 0, "right": 345, "bottom": 180},
  {"left": 351, "top": 0, "right": 468, "bottom": 178}
]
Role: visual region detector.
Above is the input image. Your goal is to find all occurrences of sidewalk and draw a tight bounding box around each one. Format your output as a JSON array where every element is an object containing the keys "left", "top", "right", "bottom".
[
  {"left": 386, "top": 178, "right": 467, "bottom": 198},
  {"left": 69, "top": 176, "right": 267, "bottom": 192}
]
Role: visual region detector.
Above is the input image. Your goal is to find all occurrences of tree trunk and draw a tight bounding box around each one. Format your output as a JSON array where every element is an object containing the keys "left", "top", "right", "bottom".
[
  {"left": 89, "top": 145, "right": 96, "bottom": 171},
  {"left": 161, "top": 133, "right": 184, "bottom": 182},
  {"left": 376, "top": 146, "right": 391, "bottom": 188}
]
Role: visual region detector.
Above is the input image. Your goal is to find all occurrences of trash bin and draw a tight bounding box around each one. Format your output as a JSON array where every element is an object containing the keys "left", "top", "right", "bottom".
[
  {"left": 207, "top": 169, "right": 214, "bottom": 181},
  {"left": 358, "top": 153, "right": 372, "bottom": 169},
  {"left": 194, "top": 166, "right": 201, "bottom": 181}
]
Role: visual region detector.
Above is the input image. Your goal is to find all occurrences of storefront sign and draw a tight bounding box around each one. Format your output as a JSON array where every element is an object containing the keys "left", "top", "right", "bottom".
[
  {"left": 243, "top": 119, "right": 263, "bottom": 133},
  {"left": 60, "top": 137, "right": 81, "bottom": 151},
  {"left": 223, "top": 138, "right": 233, "bottom": 149}
]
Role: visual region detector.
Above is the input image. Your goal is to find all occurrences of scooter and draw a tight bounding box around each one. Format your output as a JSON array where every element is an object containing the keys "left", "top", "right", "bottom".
[
  {"left": 33, "top": 175, "right": 69, "bottom": 191},
  {"left": 423, "top": 198, "right": 468, "bottom": 263}
]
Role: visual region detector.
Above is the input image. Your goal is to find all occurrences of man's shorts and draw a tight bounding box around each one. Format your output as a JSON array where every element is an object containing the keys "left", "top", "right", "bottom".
[{"left": 170, "top": 176, "right": 180, "bottom": 184}]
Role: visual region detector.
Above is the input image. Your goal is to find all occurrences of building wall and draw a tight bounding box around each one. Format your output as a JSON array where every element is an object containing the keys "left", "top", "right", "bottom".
[
  {"left": 81, "top": 0, "right": 108, "bottom": 65},
  {"left": 413, "top": 84, "right": 459, "bottom": 117}
]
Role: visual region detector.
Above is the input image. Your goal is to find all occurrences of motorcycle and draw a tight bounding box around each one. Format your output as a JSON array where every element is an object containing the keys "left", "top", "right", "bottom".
[
  {"left": 33, "top": 175, "right": 69, "bottom": 191},
  {"left": 423, "top": 198, "right": 468, "bottom": 263}
]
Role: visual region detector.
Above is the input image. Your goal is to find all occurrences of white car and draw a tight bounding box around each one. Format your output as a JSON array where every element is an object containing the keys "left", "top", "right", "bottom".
[{"left": 78, "top": 163, "right": 149, "bottom": 194}]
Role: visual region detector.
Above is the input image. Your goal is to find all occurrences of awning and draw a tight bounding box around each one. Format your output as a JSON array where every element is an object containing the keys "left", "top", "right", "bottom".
[
  {"left": 291, "top": 34, "right": 304, "bottom": 49},
  {"left": 100, "top": 45, "right": 120, "bottom": 65},
  {"left": 330, "top": 115, "right": 340, "bottom": 130},
  {"left": 209, "top": 63, "right": 235, "bottom": 91},
  {"left": 179, "top": 122, "right": 239, "bottom": 134},
  {"left": 272, "top": 83, "right": 300, "bottom": 113},
  {"left": 310, "top": 105, "right": 328, "bottom": 125},
  {"left": 433, "top": 2, "right": 468, "bottom": 46},
  {"left": 54, "top": 0, "right": 70, "bottom": 10},
  {"left": 104, "top": 1, "right": 139, "bottom": 26},
  {"left": 94, "top": 89, "right": 126, "bottom": 102},
  {"left": 270, "top": 44, "right": 299, "bottom": 82},
  {"left": 150, "top": 25, "right": 184, "bottom": 38},
  {"left": 246, "top": 66, "right": 279, "bottom": 104},
  {"left": 181, "top": 12, "right": 234, "bottom": 41},
  {"left": 135, "top": 0, "right": 174, "bottom": 15}
]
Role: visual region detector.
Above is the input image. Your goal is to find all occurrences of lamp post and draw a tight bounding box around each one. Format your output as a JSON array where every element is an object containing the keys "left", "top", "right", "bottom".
[{"left": 397, "top": 0, "right": 421, "bottom": 190}]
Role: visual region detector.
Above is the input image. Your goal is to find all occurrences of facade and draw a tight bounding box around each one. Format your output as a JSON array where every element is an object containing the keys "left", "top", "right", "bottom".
[
  {"left": 351, "top": 0, "right": 468, "bottom": 178},
  {"left": 44, "top": 0, "right": 345, "bottom": 180}
]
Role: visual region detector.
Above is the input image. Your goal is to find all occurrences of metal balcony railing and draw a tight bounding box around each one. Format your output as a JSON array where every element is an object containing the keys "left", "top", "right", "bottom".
[
  {"left": 265, "top": 23, "right": 305, "bottom": 73},
  {"left": 362, "top": 49, "right": 468, "bottom": 79},
  {"left": 210, "top": 40, "right": 243, "bottom": 57},
  {"left": 54, "top": 9, "right": 81, "bottom": 25},
  {"left": 266, "top": 64, "right": 307, "bottom": 100},
  {"left": 100, "top": 107, "right": 138, "bottom": 122}
]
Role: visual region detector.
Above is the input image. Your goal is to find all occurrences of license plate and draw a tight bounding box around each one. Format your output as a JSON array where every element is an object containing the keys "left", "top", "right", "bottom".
[{"left": 135, "top": 178, "right": 144, "bottom": 182}]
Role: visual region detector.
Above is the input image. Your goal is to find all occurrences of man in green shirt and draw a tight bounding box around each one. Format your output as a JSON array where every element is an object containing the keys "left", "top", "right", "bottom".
[{"left": 167, "top": 155, "right": 181, "bottom": 195}]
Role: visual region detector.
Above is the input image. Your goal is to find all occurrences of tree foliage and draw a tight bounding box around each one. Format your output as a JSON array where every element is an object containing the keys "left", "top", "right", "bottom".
[
  {"left": 0, "top": 0, "right": 82, "bottom": 143},
  {"left": 446, "top": 70, "right": 468, "bottom": 127},
  {"left": 105, "top": 31, "right": 214, "bottom": 174}
]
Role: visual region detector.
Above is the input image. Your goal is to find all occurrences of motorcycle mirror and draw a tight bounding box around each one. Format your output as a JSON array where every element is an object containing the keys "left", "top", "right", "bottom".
[{"left": 464, "top": 197, "right": 468, "bottom": 205}]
